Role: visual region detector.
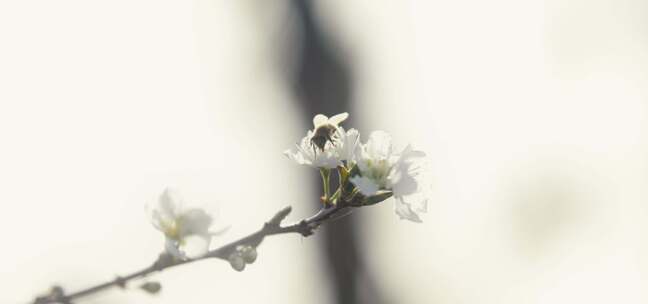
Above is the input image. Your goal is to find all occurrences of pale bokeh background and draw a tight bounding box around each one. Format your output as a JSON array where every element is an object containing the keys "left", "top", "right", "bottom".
[{"left": 2, "top": 0, "right": 648, "bottom": 303}]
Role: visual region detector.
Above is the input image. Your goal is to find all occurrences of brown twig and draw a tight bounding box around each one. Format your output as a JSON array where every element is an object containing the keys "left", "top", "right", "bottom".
[{"left": 33, "top": 204, "right": 352, "bottom": 304}]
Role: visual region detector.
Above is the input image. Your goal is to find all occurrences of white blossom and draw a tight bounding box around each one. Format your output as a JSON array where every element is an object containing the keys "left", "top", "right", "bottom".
[
  {"left": 285, "top": 111, "right": 359, "bottom": 168},
  {"left": 149, "top": 188, "right": 227, "bottom": 259},
  {"left": 334, "top": 127, "right": 361, "bottom": 164},
  {"left": 284, "top": 130, "right": 341, "bottom": 169},
  {"left": 350, "top": 131, "right": 428, "bottom": 222}
]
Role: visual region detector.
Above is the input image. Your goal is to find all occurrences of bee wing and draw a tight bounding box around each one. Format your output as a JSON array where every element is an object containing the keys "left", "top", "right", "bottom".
[
  {"left": 313, "top": 114, "right": 329, "bottom": 127},
  {"left": 328, "top": 112, "right": 349, "bottom": 126}
]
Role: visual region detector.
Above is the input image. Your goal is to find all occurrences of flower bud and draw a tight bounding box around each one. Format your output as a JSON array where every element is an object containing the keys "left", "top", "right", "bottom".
[
  {"left": 241, "top": 246, "right": 257, "bottom": 264},
  {"left": 140, "top": 281, "right": 162, "bottom": 294},
  {"left": 228, "top": 253, "right": 245, "bottom": 272}
]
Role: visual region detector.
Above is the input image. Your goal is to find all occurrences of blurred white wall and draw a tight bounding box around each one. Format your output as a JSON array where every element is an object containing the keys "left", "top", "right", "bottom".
[
  {"left": 0, "top": 1, "right": 326, "bottom": 303},
  {"left": 317, "top": 0, "right": 648, "bottom": 303},
  {"left": 2, "top": 0, "right": 648, "bottom": 304}
]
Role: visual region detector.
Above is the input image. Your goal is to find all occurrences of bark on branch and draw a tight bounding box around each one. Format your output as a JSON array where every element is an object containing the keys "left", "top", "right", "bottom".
[{"left": 33, "top": 204, "right": 352, "bottom": 304}]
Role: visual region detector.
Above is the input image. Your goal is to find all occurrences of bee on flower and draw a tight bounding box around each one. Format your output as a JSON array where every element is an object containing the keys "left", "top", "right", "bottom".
[
  {"left": 284, "top": 112, "right": 360, "bottom": 169},
  {"left": 285, "top": 112, "right": 428, "bottom": 222},
  {"left": 310, "top": 112, "right": 349, "bottom": 151}
]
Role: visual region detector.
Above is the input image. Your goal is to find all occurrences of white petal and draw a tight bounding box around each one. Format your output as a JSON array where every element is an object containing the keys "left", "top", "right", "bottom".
[
  {"left": 388, "top": 144, "right": 427, "bottom": 196},
  {"left": 356, "top": 156, "right": 371, "bottom": 173},
  {"left": 150, "top": 210, "right": 167, "bottom": 229},
  {"left": 178, "top": 234, "right": 211, "bottom": 259},
  {"left": 399, "top": 144, "right": 426, "bottom": 162},
  {"left": 393, "top": 196, "right": 423, "bottom": 223},
  {"left": 366, "top": 131, "right": 393, "bottom": 159},
  {"left": 148, "top": 188, "right": 181, "bottom": 232},
  {"left": 389, "top": 170, "right": 419, "bottom": 197},
  {"left": 350, "top": 176, "right": 380, "bottom": 196},
  {"left": 210, "top": 225, "right": 231, "bottom": 236},
  {"left": 415, "top": 198, "right": 428, "bottom": 213},
  {"left": 313, "top": 152, "right": 341, "bottom": 169},
  {"left": 284, "top": 146, "right": 311, "bottom": 166},
  {"left": 158, "top": 187, "right": 182, "bottom": 218},
  {"left": 336, "top": 128, "right": 360, "bottom": 162},
  {"left": 179, "top": 208, "right": 213, "bottom": 236}
]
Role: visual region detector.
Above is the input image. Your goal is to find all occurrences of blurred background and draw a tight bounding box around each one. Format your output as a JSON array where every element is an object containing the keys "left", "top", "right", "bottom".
[{"left": 2, "top": 0, "right": 648, "bottom": 303}]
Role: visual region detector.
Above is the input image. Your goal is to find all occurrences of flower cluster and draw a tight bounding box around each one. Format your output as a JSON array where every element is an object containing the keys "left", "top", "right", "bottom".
[
  {"left": 147, "top": 112, "right": 427, "bottom": 265},
  {"left": 34, "top": 112, "right": 433, "bottom": 304},
  {"left": 284, "top": 113, "right": 428, "bottom": 222}
]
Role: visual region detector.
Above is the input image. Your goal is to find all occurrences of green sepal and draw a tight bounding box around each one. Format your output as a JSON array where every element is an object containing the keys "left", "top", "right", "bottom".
[
  {"left": 347, "top": 164, "right": 360, "bottom": 178},
  {"left": 359, "top": 190, "right": 393, "bottom": 206},
  {"left": 338, "top": 165, "right": 349, "bottom": 181},
  {"left": 342, "top": 164, "right": 360, "bottom": 196}
]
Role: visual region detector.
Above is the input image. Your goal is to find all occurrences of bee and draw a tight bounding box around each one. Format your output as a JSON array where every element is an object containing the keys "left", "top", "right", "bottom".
[{"left": 310, "top": 112, "right": 349, "bottom": 151}]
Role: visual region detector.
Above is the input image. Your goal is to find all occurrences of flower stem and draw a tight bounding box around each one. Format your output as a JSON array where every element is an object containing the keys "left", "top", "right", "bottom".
[{"left": 319, "top": 168, "right": 331, "bottom": 203}]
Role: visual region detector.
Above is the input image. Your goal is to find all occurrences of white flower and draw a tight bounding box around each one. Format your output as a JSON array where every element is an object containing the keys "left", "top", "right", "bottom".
[
  {"left": 350, "top": 131, "right": 428, "bottom": 222},
  {"left": 284, "top": 130, "right": 340, "bottom": 169},
  {"left": 310, "top": 113, "right": 349, "bottom": 152},
  {"left": 285, "top": 112, "right": 360, "bottom": 168},
  {"left": 149, "top": 188, "right": 227, "bottom": 259},
  {"left": 335, "top": 127, "right": 361, "bottom": 164},
  {"left": 284, "top": 127, "right": 361, "bottom": 169}
]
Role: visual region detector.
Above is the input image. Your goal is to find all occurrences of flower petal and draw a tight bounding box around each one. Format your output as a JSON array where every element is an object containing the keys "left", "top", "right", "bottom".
[
  {"left": 210, "top": 225, "right": 231, "bottom": 236},
  {"left": 393, "top": 196, "right": 423, "bottom": 223},
  {"left": 399, "top": 144, "right": 426, "bottom": 162},
  {"left": 389, "top": 169, "right": 419, "bottom": 196},
  {"left": 365, "top": 131, "right": 393, "bottom": 160},
  {"left": 158, "top": 187, "right": 181, "bottom": 218},
  {"left": 179, "top": 234, "right": 211, "bottom": 259},
  {"left": 350, "top": 176, "right": 380, "bottom": 196},
  {"left": 336, "top": 127, "right": 360, "bottom": 163},
  {"left": 179, "top": 208, "right": 213, "bottom": 236}
]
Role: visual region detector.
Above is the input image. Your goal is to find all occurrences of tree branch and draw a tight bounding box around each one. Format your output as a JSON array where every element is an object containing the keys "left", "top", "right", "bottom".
[{"left": 33, "top": 204, "right": 352, "bottom": 304}]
